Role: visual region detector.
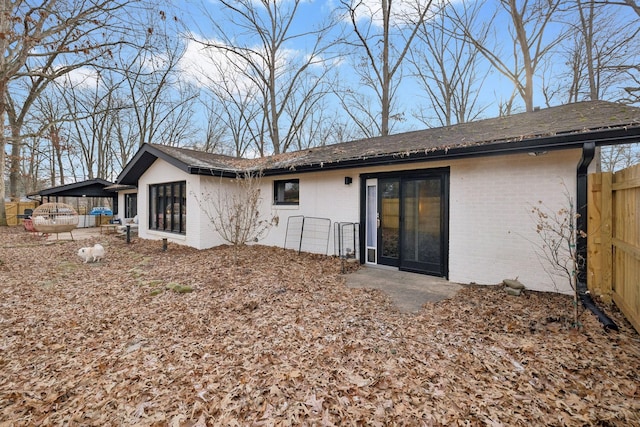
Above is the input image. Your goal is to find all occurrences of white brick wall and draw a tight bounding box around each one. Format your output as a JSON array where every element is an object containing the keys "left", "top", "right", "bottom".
[
  {"left": 448, "top": 150, "right": 580, "bottom": 293},
  {"left": 259, "top": 169, "right": 361, "bottom": 251},
  {"left": 137, "top": 159, "right": 205, "bottom": 249},
  {"left": 135, "top": 149, "right": 583, "bottom": 293}
]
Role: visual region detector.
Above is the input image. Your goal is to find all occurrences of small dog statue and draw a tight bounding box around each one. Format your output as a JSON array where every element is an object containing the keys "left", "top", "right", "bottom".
[{"left": 77, "top": 243, "right": 105, "bottom": 263}]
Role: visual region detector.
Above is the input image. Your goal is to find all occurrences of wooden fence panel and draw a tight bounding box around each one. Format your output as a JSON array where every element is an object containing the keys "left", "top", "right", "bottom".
[
  {"left": 588, "top": 172, "right": 613, "bottom": 303},
  {"left": 5, "top": 201, "right": 39, "bottom": 226},
  {"left": 612, "top": 165, "right": 640, "bottom": 333},
  {"left": 590, "top": 164, "right": 640, "bottom": 333}
]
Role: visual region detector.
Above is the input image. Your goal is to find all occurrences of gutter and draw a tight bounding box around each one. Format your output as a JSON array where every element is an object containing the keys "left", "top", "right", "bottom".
[{"left": 576, "top": 142, "right": 618, "bottom": 331}]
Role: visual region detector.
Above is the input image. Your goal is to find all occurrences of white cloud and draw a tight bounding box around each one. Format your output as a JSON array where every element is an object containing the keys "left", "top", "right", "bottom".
[
  {"left": 61, "top": 67, "right": 101, "bottom": 89},
  {"left": 178, "top": 34, "right": 319, "bottom": 95},
  {"left": 178, "top": 35, "right": 268, "bottom": 98},
  {"left": 340, "top": 0, "right": 449, "bottom": 27}
]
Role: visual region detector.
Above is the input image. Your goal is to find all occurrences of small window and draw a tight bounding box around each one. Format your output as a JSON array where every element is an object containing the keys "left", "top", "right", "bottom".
[{"left": 274, "top": 179, "right": 299, "bottom": 205}]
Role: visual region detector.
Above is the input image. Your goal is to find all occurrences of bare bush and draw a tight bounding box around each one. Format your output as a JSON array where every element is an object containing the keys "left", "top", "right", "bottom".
[
  {"left": 195, "top": 173, "right": 279, "bottom": 247},
  {"left": 530, "top": 186, "right": 585, "bottom": 327}
]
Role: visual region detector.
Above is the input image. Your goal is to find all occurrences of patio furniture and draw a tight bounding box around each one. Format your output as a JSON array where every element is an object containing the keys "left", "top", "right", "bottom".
[{"left": 31, "top": 202, "right": 79, "bottom": 240}]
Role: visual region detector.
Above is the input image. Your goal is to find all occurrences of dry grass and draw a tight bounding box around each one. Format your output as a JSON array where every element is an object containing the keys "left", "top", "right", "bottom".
[{"left": 0, "top": 226, "right": 638, "bottom": 426}]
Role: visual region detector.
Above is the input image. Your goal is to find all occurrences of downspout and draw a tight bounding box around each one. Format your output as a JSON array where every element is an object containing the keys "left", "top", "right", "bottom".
[{"left": 577, "top": 142, "right": 618, "bottom": 331}]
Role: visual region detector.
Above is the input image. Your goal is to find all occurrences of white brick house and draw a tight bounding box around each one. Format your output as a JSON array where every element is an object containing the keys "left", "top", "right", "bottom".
[{"left": 113, "top": 101, "right": 640, "bottom": 294}]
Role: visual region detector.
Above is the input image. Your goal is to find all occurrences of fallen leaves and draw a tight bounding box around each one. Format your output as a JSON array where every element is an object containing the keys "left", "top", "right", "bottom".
[{"left": 0, "top": 226, "right": 638, "bottom": 426}]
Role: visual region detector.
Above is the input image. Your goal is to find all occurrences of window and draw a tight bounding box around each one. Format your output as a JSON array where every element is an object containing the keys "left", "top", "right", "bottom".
[
  {"left": 124, "top": 193, "right": 137, "bottom": 219},
  {"left": 274, "top": 179, "right": 299, "bottom": 205},
  {"left": 149, "top": 181, "right": 186, "bottom": 234}
]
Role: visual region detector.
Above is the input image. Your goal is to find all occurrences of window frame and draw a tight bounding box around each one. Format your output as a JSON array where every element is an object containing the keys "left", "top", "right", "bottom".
[
  {"left": 273, "top": 179, "right": 300, "bottom": 206},
  {"left": 148, "top": 181, "right": 186, "bottom": 234}
]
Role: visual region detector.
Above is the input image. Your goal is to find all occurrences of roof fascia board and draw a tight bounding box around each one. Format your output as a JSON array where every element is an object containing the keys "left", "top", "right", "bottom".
[
  {"left": 187, "top": 167, "right": 239, "bottom": 178},
  {"left": 117, "top": 144, "right": 192, "bottom": 185},
  {"left": 258, "top": 126, "right": 640, "bottom": 177},
  {"left": 38, "top": 178, "right": 114, "bottom": 196}
]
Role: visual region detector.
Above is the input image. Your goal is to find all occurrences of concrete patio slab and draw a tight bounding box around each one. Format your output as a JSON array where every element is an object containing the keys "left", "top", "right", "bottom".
[
  {"left": 44, "top": 227, "right": 105, "bottom": 242},
  {"left": 345, "top": 265, "right": 463, "bottom": 313}
]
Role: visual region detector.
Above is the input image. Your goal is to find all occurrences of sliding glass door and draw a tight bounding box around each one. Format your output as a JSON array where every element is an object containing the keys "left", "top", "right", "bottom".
[
  {"left": 365, "top": 169, "right": 448, "bottom": 277},
  {"left": 378, "top": 178, "right": 400, "bottom": 266},
  {"left": 399, "top": 176, "right": 444, "bottom": 275}
]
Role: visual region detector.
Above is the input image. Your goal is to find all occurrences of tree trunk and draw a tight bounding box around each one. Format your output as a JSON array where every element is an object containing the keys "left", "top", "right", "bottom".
[
  {"left": 52, "top": 127, "right": 66, "bottom": 187},
  {"left": 381, "top": 0, "right": 391, "bottom": 136},
  {"left": 9, "top": 126, "right": 21, "bottom": 200},
  {"left": 579, "top": 0, "right": 599, "bottom": 100},
  {"left": 0, "top": 127, "right": 6, "bottom": 226},
  {"left": 509, "top": 0, "right": 534, "bottom": 112},
  {"left": 0, "top": 78, "right": 7, "bottom": 225}
]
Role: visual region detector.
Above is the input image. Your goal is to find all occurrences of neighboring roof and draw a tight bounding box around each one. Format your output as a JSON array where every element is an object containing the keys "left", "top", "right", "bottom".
[
  {"left": 30, "top": 178, "right": 116, "bottom": 198},
  {"left": 116, "top": 101, "right": 640, "bottom": 185},
  {"left": 103, "top": 184, "right": 137, "bottom": 191}
]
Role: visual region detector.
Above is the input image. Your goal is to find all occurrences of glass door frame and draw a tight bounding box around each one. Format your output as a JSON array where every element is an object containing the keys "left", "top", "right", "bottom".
[
  {"left": 365, "top": 178, "right": 378, "bottom": 265},
  {"left": 359, "top": 167, "right": 450, "bottom": 278}
]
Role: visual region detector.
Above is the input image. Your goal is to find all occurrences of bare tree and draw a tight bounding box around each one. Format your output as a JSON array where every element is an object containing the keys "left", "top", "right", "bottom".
[
  {"left": 497, "top": 89, "right": 520, "bottom": 117},
  {"left": 196, "top": 51, "right": 265, "bottom": 157},
  {"left": 600, "top": 144, "right": 640, "bottom": 171},
  {"left": 288, "top": 98, "right": 358, "bottom": 151},
  {"left": 450, "top": 0, "right": 565, "bottom": 113},
  {"left": 550, "top": 0, "right": 640, "bottom": 170},
  {"left": 193, "top": 99, "right": 233, "bottom": 156},
  {"left": 30, "top": 8, "right": 199, "bottom": 184},
  {"left": 340, "top": 0, "right": 434, "bottom": 136},
  {"left": 55, "top": 71, "right": 120, "bottom": 181},
  {"left": 554, "top": 0, "right": 640, "bottom": 104},
  {"left": 189, "top": 0, "right": 340, "bottom": 155},
  {"left": 15, "top": 132, "right": 45, "bottom": 196},
  {"left": 409, "top": 3, "right": 490, "bottom": 127},
  {"left": 0, "top": 0, "right": 141, "bottom": 225},
  {"left": 120, "top": 15, "right": 199, "bottom": 149}
]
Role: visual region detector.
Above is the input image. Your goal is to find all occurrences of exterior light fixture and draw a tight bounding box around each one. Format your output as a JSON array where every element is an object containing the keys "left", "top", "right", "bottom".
[{"left": 344, "top": 176, "right": 353, "bottom": 185}]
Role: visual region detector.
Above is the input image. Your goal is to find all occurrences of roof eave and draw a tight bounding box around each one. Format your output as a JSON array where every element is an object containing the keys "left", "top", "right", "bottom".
[
  {"left": 187, "top": 166, "right": 240, "bottom": 178},
  {"left": 260, "top": 125, "right": 640, "bottom": 176},
  {"left": 36, "top": 178, "right": 115, "bottom": 197},
  {"left": 116, "top": 122, "right": 640, "bottom": 182},
  {"left": 117, "top": 143, "right": 192, "bottom": 186}
]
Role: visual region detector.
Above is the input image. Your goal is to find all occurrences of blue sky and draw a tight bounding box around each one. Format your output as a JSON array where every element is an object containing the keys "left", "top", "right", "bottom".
[
  {"left": 56, "top": 0, "right": 634, "bottom": 154},
  {"left": 173, "top": 0, "right": 601, "bottom": 131}
]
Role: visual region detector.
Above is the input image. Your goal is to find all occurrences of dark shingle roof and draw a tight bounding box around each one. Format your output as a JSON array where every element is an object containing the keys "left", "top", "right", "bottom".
[
  {"left": 32, "top": 178, "right": 115, "bottom": 198},
  {"left": 117, "top": 101, "right": 640, "bottom": 184}
]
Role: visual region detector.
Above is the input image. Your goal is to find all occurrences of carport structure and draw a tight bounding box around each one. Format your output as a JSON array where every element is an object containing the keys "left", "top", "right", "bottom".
[{"left": 27, "top": 178, "right": 118, "bottom": 226}]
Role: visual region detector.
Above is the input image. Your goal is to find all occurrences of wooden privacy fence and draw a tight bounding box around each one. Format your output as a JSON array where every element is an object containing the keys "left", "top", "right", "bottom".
[
  {"left": 4, "top": 201, "right": 39, "bottom": 226},
  {"left": 588, "top": 163, "right": 640, "bottom": 333}
]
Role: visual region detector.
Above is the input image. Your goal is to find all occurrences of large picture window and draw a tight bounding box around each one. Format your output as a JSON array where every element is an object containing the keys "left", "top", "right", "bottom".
[
  {"left": 149, "top": 181, "right": 186, "bottom": 234},
  {"left": 274, "top": 179, "right": 299, "bottom": 205}
]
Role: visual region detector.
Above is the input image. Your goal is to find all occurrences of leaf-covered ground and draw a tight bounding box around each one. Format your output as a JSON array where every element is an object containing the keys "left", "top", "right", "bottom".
[{"left": 0, "top": 226, "right": 638, "bottom": 426}]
